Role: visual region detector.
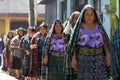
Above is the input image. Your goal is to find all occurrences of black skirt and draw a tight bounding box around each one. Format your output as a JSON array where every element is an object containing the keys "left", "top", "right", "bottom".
[{"left": 12, "top": 56, "right": 22, "bottom": 69}]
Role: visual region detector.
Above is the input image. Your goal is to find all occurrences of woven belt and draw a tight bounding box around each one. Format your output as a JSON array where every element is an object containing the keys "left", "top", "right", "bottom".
[
  {"left": 78, "top": 46, "right": 103, "bottom": 55},
  {"left": 50, "top": 51, "right": 65, "bottom": 57}
]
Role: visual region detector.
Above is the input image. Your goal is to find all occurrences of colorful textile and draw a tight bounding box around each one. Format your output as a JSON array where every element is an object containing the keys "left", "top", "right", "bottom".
[
  {"left": 30, "top": 33, "right": 39, "bottom": 76},
  {"left": 111, "top": 22, "right": 120, "bottom": 80},
  {"left": 77, "top": 24, "right": 104, "bottom": 48},
  {"left": 37, "top": 38, "right": 44, "bottom": 73},
  {"left": 22, "top": 55, "right": 31, "bottom": 76},
  {"left": 47, "top": 53, "right": 64, "bottom": 80},
  {"left": 10, "top": 35, "right": 22, "bottom": 58},
  {"left": 78, "top": 46, "right": 103, "bottom": 55},
  {"left": 50, "top": 34, "right": 66, "bottom": 52},
  {"left": 65, "top": 5, "right": 112, "bottom": 80},
  {"left": 30, "top": 32, "right": 46, "bottom": 76},
  {"left": 77, "top": 52, "right": 108, "bottom": 80},
  {"left": 42, "top": 20, "right": 65, "bottom": 79},
  {"left": 22, "top": 35, "right": 32, "bottom": 76}
]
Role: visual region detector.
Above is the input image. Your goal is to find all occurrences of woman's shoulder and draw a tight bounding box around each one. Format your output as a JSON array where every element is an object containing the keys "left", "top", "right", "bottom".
[{"left": 33, "top": 32, "right": 40, "bottom": 38}]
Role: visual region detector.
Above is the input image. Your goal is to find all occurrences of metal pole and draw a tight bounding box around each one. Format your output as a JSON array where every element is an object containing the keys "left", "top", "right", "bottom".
[{"left": 28, "top": 0, "right": 36, "bottom": 27}]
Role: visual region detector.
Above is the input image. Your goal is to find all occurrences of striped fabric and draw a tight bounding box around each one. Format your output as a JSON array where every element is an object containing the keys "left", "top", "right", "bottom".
[
  {"left": 77, "top": 53, "right": 108, "bottom": 80},
  {"left": 47, "top": 53, "right": 64, "bottom": 80},
  {"left": 76, "top": 46, "right": 108, "bottom": 80},
  {"left": 111, "top": 22, "right": 120, "bottom": 80}
]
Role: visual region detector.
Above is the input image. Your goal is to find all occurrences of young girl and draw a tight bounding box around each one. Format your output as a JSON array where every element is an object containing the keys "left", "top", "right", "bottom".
[
  {"left": 30, "top": 22, "right": 48, "bottom": 80},
  {"left": 22, "top": 27, "right": 36, "bottom": 79}
]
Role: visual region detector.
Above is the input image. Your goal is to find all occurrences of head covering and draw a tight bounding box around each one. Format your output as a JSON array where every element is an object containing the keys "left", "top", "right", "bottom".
[
  {"left": 42, "top": 20, "right": 63, "bottom": 55},
  {"left": 66, "top": 4, "right": 115, "bottom": 78}
]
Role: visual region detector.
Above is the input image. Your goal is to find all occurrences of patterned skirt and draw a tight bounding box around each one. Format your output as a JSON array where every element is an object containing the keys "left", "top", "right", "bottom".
[
  {"left": 22, "top": 54, "right": 31, "bottom": 76},
  {"left": 47, "top": 51, "right": 65, "bottom": 80},
  {"left": 76, "top": 46, "right": 108, "bottom": 80},
  {"left": 6, "top": 51, "right": 11, "bottom": 68}
]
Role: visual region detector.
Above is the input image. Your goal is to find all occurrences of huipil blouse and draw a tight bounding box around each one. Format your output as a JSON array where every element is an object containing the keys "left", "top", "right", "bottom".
[
  {"left": 50, "top": 34, "right": 66, "bottom": 52},
  {"left": 77, "top": 24, "right": 104, "bottom": 48}
]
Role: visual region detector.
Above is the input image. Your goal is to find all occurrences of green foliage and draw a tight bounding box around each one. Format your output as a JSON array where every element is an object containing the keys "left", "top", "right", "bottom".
[{"left": 110, "top": 0, "right": 116, "bottom": 13}]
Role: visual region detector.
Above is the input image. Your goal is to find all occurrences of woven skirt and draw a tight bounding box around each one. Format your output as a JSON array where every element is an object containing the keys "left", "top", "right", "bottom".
[
  {"left": 77, "top": 47, "right": 108, "bottom": 80},
  {"left": 22, "top": 54, "right": 31, "bottom": 76},
  {"left": 47, "top": 52, "right": 65, "bottom": 80}
]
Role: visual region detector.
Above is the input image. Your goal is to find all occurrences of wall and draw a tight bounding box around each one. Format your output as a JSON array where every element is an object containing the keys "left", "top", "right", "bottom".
[
  {"left": 0, "top": 0, "right": 45, "bottom": 14},
  {"left": 46, "top": 0, "right": 57, "bottom": 26},
  {"left": 0, "top": 19, "right": 5, "bottom": 35}
]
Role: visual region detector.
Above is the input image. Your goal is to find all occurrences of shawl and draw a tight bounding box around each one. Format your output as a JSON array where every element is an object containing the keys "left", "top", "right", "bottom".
[
  {"left": 111, "top": 22, "right": 120, "bottom": 79},
  {"left": 66, "top": 4, "right": 114, "bottom": 79},
  {"left": 42, "top": 20, "right": 63, "bottom": 55}
]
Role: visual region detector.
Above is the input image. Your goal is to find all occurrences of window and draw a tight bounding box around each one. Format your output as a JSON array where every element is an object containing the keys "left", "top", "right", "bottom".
[
  {"left": 61, "top": 0, "right": 67, "bottom": 23},
  {"left": 72, "top": 0, "right": 87, "bottom": 12}
]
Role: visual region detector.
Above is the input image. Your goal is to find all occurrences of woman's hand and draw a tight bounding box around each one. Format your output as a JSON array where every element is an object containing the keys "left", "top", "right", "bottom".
[
  {"left": 71, "top": 53, "right": 78, "bottom": 71},
  {"left": 30, "top": 44, "right": 37, "bottom": 49},
  {"left": 26, "top": 50, "right": 30, "bottom": 55},
  {"left": 42, "top": 55, "right": 48, "bottom": 66},
  {"left": 104, "top": 44, "right": 111, "bottom": 67},
  {"left": 106, "top": 54, "right": 110, "bottom": 67}
]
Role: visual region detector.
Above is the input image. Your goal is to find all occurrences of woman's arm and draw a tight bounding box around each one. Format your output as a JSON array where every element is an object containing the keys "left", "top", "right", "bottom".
[
  {"left": 72, "top": 50, "right": 78, "bottom": 71},
  {"left": 104, "top": 44, "right": 111, "bottom": 67},
  {"left": 30, "top": 44, "right": 37, "bottom": 49}
]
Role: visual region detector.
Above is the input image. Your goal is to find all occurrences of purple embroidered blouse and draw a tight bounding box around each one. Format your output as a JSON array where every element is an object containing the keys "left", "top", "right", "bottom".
[
  {"left": 77, "top": 24, "right": 104, "bottom": 48},
  {"left": 50, "top": 34, "right": 66, "bottom": 52}
]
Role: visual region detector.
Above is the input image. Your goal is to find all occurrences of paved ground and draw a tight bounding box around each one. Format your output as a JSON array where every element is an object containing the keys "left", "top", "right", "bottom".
[{"left": 0, "top": 68, "right": 18, "bottom": 80}]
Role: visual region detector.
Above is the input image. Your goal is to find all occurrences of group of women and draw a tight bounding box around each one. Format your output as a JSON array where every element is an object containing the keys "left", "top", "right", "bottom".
[{"left": 0, "top": 4, "right": 119, "bottom": 80}]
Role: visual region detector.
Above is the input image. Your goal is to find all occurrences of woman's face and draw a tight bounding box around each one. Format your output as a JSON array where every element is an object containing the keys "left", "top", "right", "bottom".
[
  {"left": 54, "top": 23, "right": 62, "bottom": 35},
  {"left": 18, "top": 30, "right": 24, "bottom": 37},
  {"left": 28, "top": 30, "right": 34, "bottom": 38},
  {"left": 73, "top": 13, "right": 80, "bottom": 24},
  {"left": 83, "top": 8, "right": 95, "bottom": 24},
  {"left": 8, "top": 33, "right": 13, "bottom": 39},
  {"left": 39, "top": 26, "right": 47, "bottom": 35}
]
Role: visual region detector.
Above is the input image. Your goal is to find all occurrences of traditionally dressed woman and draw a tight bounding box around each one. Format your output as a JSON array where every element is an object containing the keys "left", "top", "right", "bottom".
[
  {"left": 63, "top": 11, "right": 80, "bottom": 80},
  {"left": 22, "top": 27, "right": 36, "bottom": 79},
  {"left": 30, "top": 22, "right": 48, "bottom": 79},
  {"left": 4, "top": 31, "right": 14, "bottom": 74},
  {"left": 66, "top": 4, "right": 113, "bottom": 80},
  {"left": 10, "top": 27, "right": 25, "bottom": 79},
  {"left": 42, "top": 20, "right": 66, "bottom": 80},
  {"left": 111, "top": 22, "right": 120, "bottom": 80}
]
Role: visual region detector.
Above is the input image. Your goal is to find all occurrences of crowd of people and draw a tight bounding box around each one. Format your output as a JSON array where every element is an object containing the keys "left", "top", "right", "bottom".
[{"left": 0, "top": 4, "right": 119, "bottom": 80}]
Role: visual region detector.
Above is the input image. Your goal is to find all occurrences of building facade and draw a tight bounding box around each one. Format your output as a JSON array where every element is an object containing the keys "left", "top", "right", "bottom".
[
  {"left": 0, "top": 0, "right": 45, "bottom": 35},
  {"left": 39, "top": 0, "right": 112, "bottom": 37}
]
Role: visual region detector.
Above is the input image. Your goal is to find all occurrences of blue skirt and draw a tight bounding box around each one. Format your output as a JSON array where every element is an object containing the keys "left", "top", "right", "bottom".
[{"left": 77, "top": 53, "right": 108, "bottom": 80}]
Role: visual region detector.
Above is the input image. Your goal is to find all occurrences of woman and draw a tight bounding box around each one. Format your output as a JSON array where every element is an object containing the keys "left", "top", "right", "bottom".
[
  {"left": 10, "top": 27, "right": 25, "bottom": 79},
  {"left": 63, "top": 11, "right": 80, "bottom": 44},
  {"left": 111, "top": 22, "right": 120, "bottom": 80},
  {"left": 3, "top": 31, "right": 14, "bottom": 74},
  {"left": 30, "top": 22, "right": 48, "bottom": 79},
  {"left": 66, "top": 5, "right": 111, "bottom": 80},
  {"left": 22, "top": 27, "right": 36, "bottom": 79},
  {"left": 63, "top": 11, "right": 80, "bottom": 80},
  {"left": 43, "top": 20, "right": 66, "bottom": 80}
]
